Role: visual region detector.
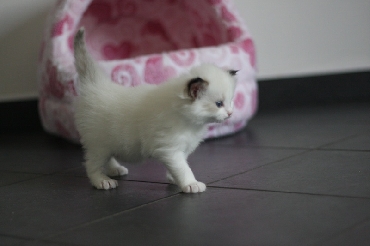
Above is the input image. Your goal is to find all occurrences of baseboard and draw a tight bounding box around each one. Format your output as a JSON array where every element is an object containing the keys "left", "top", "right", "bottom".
[
  {"left": 0, "top": 100, "right": 42, "bottom": 133},
  {"left": 1, "top": 71, "right": 369, "bottom": 132},
  {"left": 258, "top": 71, "right": 370, "bottom": 111}
]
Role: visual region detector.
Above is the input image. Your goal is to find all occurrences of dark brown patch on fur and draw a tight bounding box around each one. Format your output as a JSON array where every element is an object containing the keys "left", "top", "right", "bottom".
[
  {"left": 187, "top": 77, "right": 209, "bottom": 100},
  {"left": 228, "top": 70, "right": 239, "bottom": 76}
]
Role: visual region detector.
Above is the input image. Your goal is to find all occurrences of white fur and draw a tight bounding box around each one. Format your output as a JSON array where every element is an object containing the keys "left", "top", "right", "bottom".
[{"left": 73, "top": 29, "right": 236, "bottom": 193}]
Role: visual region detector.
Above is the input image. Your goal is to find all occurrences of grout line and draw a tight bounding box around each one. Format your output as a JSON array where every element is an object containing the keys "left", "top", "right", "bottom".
[
  {"left": 207, "top": 185, "right": 370, "bottom": 200},
  {"left": 204, "top": 142, "right": 313, "bottom": 151},
  {"left": 121, "top": 179, "right": 171, "bottom": 185},
  {"left": 0, "top": 170, "right": 47, "bottom": 175},
  {"left": 0, "top": 174, "right": 46, "bottom": 188},
  {"left": 54, "top": 169, "right": 174, "bottom": 186},
  {"left": 0, "top": 234, "right": 80, "bottom": 246},
  {"left": 316, "top": 133, "right": 360, "bottom": 149},
  {"left": 17, "top": 238, "right": 82, "bottom": 246},
  {"left": 208, "top": 133, "right": 369, "bottom": 186},
  {"left": 207, "top": 149, "right": 313, "bottom": 185},
  {"left": 315, "top": 133, "right": 370, "bottom": 152},
  {"left": 0, "top": 233, "right": 36, "bottom": 242},
  {"left": 42, "top": 193, "right": 181, "bottom": 240},
  {"left": 316, "top": 148, "right": 370, "bottom": 153},
  {"left": 51, "top": 166, "right": 83, "bottom": 175},
  {"left": 207, "top": 136, "right": 370, "bottom": 152}
]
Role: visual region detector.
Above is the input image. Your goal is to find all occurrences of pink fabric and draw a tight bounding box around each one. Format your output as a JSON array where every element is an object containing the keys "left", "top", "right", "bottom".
[{"left": 38, "top": 0, "right": 258, "bottom": 141}]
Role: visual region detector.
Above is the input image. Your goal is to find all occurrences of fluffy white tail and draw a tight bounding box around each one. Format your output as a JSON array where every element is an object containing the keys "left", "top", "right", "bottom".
[{"left": 74, "top": 28, "right": 105, "bottom": 85}]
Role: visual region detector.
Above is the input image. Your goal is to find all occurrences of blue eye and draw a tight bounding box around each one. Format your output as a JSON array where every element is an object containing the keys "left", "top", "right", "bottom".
[{"left": 215, "top": 101, "right": 224, "bottom": 108}]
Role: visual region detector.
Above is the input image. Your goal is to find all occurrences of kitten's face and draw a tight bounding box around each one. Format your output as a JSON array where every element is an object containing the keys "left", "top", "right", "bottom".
[{"left": 184, "top": 65, "right": 237, "bottom": 124}]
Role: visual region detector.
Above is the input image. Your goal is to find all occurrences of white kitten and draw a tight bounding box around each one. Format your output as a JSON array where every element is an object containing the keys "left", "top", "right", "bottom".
[{"left": 73, "top": 29, "right": 237, "bottom": 193}]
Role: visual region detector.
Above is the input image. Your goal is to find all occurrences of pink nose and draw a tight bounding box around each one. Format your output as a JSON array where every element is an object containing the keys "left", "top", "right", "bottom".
[{"left": 227, "top": 111, "right": 233, "bottom": 117}]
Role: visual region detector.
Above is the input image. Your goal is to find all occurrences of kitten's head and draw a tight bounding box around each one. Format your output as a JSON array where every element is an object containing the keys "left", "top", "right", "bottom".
[{"left": 181, "top": 64, "right": 237, "bottom": 124}]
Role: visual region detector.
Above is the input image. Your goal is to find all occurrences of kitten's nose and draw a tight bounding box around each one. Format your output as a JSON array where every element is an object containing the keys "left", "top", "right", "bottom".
[{"left": 227, "top": 111, "right": 233, "bottom": 117}]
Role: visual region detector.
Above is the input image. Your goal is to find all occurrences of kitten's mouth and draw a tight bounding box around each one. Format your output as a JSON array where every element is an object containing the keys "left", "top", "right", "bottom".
[
  {"left": 211, "top": 116, "right": 230, "bottom": 124},
  {"left": 215, "top": 118, "right": 227, "bottom": 123}
]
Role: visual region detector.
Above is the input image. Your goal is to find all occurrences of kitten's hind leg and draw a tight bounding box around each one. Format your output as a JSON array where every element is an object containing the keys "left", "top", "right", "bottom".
[
  {"left": 105, "top": 157, "right": 129, "bottom": 177},
  {"left": 85, "top": 151, "right": 118, "bottom": 190}
]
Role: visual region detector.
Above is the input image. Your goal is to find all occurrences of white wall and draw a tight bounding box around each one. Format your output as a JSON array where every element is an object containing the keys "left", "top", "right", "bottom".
[
  {"left": 0, "top": 0, "right": 55, "bottom": 101},
  {"left": 0, "top": 0, "right": 369, "bottom": 101},
  {"left": 235, "top": 0, "right": 370, "bottom": 79}
]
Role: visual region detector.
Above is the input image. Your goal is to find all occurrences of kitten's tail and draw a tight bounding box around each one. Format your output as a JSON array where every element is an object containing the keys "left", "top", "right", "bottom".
[{"left": 74, "top": 28, "right": 105, "bottom": 85}]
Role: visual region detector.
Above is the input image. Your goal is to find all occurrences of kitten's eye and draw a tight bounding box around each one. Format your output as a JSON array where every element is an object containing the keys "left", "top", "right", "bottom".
[{"left": 215, "top": 101, "right": 224, "bottom": 108}]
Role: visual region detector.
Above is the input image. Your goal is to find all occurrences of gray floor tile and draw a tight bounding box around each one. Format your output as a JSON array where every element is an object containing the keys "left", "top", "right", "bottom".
[
  {"left": 50, "top": 188, "right": 370, "bottom": 246},
  {"left": 322, "top": 134, "right": 370, "bottom": 151},
  {"left": 212, "top": 103, "right": 370, "bottom": 149},
  {"left": 212, "top": 150, "right": 370, "bottom": 198},
  {"left": 0, "top": 235, "right": 28, "bottom": 246},
  {"left": 0, "top": 175, "right": 178, "bottom": 239},
  {"left": 0, "top": 171, "right": 40, "bottom": 187},
  {"left": 20, "top": 239, "right": 78, "bottom": 246},
  {"left": 319, "top": 220, "right": 370, "bottom": 246},
  {"left": 0, "top": 133, "right": 82, "bottom": 174},
  {"left": 212, "top": 121, "right": 360, "bottom": 149}
]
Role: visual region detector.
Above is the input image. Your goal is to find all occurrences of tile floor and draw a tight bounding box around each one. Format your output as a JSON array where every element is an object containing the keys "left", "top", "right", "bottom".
[{"left": 1, "top": 102, "right": 369, "bottom": 246}]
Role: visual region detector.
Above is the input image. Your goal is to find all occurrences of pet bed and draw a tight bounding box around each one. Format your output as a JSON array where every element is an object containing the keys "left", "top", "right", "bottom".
[{"left": 37, "top": 0, "right": 258, "bottom": 141}]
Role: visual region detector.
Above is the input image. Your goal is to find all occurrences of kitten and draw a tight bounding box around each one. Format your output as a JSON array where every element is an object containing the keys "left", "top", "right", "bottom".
[{"left": 73, "top": 29, "right": 237, "bottom": 193}]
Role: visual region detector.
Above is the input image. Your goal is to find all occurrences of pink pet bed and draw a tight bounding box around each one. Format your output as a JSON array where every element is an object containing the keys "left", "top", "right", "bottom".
[{"left": 38, "top": 0, "right": 258, "bottom": 141}]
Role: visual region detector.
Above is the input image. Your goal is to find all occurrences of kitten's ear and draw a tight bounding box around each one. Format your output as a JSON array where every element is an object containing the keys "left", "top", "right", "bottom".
[
  {"left": 228, "top": 70, "right": 239, "bottom": 76},
  {"left": 187, "top": 77, "right": 208, "bottom": 100}
]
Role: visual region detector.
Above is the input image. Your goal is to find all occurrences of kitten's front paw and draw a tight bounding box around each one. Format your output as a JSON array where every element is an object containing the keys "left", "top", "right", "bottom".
[
  {"left": 97, "top": 179, "right": 118, "bottom": 190},
  {"left": 90, "top": 176, "right": 118, "bottom": 190},
  {"left": 182, "top": 182, "right": 206, "bottom": 193}
]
